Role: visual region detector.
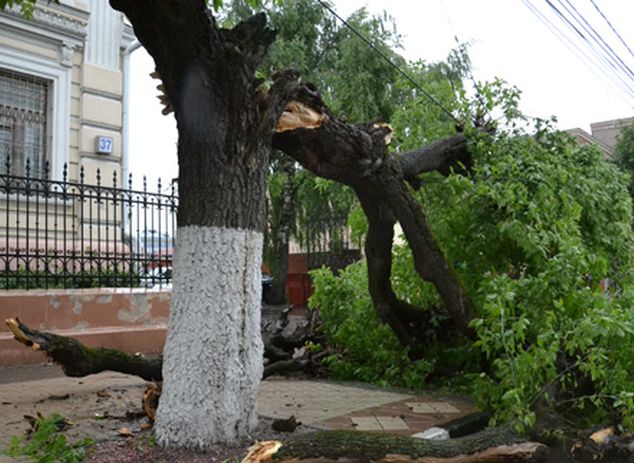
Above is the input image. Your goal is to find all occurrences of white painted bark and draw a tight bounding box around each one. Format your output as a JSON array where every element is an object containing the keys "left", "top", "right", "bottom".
[{"left": 154, "top": 225, "right": 264, "bottom": 448}]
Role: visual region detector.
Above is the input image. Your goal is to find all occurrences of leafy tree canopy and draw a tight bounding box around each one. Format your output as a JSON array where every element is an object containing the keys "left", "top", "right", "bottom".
[{"left": 312, "top": 79, "right": 634, "bottom": 430}]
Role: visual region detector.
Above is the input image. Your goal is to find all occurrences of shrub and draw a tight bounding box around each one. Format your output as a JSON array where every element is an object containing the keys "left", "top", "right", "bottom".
[{"left": 311, "top": 83, "right": 634, "bottom": 429}]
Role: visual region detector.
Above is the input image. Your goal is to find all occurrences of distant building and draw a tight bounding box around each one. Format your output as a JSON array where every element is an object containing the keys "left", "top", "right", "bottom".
[{"left": 567, "top": 117, "right": 634, "bottom": 161}]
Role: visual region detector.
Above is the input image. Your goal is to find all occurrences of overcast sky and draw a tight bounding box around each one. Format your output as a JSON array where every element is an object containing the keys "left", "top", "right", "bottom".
[{"left": 128, "top": 0, "right": 634, "bottom": 188}]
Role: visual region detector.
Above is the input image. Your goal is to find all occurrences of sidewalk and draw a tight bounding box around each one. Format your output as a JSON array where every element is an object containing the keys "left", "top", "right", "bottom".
[{"left": 0, "top": 364, "right": 474, "bottom": 453}]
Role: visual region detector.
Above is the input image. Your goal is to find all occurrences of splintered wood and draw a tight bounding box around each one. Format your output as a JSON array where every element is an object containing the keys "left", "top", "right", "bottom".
[{"left": 275, "top": 101, "right": 325, "bottom": 132}]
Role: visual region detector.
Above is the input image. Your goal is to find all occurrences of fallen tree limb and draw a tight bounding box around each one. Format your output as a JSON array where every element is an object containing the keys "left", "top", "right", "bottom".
[
  {"left": 241, "top": 427, "right": 548, "bottom": 463},
  {"left": 273, "top": 88, "right": 475, "bottom": 342},
  {"left": 5, "top": 315, "right": 323, "bottom": 382},
  {"left": 6, "top": 317, "right": 163, "bottom": 381}
]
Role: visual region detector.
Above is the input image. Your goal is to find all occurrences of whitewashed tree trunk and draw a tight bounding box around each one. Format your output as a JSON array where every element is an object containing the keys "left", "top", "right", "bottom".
[
  {"left": 155, "top": 226, "right": 264, "bottom": 448},
  {"left": 107, "top": 1, "right": 296, "bottom": 449}
]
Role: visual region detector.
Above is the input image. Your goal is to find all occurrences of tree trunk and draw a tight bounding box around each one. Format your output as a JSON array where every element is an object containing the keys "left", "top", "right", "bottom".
[
  {"left": 107, "top": 1, "right": 299, "bottom": 448},
  {"left": 273, "top": 89, "right": 475, "bottom": 343},
  {"left": 267, "top": 157, "right": 297, "bottom": 304}
]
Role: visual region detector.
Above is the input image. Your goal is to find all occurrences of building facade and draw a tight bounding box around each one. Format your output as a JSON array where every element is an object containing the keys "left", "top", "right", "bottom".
[
  {"left": 0, "top": 0, "right": 134, "bottom": 183},
  {"left": 0, "top": 1, "right": 144, "bottom": 276},
  {"left": 568, "top": 116, "right": 634, "bottom": 161}
]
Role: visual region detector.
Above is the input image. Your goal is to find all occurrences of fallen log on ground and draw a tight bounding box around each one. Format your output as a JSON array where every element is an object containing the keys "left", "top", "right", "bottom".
[
  {"left": 241, "top": 427, "right": 549, "bottom": 463},
  {"left": 5, "top": 312, "right": 324, "bottom": 382}
]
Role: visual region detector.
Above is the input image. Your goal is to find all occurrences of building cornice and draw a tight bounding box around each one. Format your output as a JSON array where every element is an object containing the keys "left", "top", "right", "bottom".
[{"left": 0, "top": 2, "right": 88, "bottom": 43}]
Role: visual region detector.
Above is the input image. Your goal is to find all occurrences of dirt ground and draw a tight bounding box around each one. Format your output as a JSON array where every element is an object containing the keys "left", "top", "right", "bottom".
[{"left": 0, "top": 364, "right": 314, "bottom": 463}]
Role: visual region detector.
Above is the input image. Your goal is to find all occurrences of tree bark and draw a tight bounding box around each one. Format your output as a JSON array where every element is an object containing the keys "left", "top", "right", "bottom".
[
  {"left": 267, "top": 157, "right": 297, "bottom": 304},
  {"left": 242, "top": 427, "right": 548, "bottom": 463},
  {"left": 106, "top": 0, "right": 302, "bottom": 448},
  {"left": 5, "top": 308, "right": 321, "bottom": 382},
  {"left": 5, "top": 318, "right": 163, "bottom": 381},
  {"left": 273, "top": 89, "right": 475, "bottom": 342}
]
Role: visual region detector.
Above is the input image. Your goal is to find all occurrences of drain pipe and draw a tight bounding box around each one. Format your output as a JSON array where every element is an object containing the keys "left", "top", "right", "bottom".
[
  {"left": 122, "top": 39, "right": 141, "bottom": 189},
  {"left": 122, "top": 40, "right": 141, "bottom": 261}
]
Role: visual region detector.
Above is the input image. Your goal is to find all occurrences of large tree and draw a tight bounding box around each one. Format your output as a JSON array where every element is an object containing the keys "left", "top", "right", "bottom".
[
  {"left": 3, "top": 0, "right": 477, "bottom": 448},
  {"left": 2, "top": 0, "right": 474, "bottom": 447},
  {"left": 104, "top": 0, "right": 301, "bottom": 447},
  {"left": 7, "top": 2, "right": 634, "bottom": 453}
]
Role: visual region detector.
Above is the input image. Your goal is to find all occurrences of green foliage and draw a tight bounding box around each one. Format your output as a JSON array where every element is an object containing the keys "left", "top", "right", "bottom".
[
  {"left": 4, "top": 413, "right": 93, "bottom": 463},
  {"left": 212, "top": 0, "right": 282, "bottom": 12},
  {"left": 431, "top": 118, "right": 634, "bottom": 429},
  {"left": 312, "top": 76, "right": 634, "bottom": 429},
  {"left": 0, "top": 0, "right": 37, "bottom": 17},
  {"left": 310, "top": 262, "right": 433, "bottom": 389}
]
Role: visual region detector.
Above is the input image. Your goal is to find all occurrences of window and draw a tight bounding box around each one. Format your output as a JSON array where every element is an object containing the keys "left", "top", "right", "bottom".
[{"left": 0, "top": 69, "right": 50, "bottom": 178}]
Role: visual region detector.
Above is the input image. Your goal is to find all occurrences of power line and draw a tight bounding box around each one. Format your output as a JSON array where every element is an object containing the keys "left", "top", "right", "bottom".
[
  {"left": 522, "top": 0, "right": 633, "bottom": 102},
  {"left": 560, "top": 0, "right": 634, "bottom": 81},
  {"left": 522, "top": 0, "right": 634, "bottom": 107},
  {"left": 588, "top": 0, "right": 634, "bottom": 62},
  {"left": 315, "top": 0, "right": 461, "bottom": 125},
  {"left": 549, "top": 0, "right": 634, "bottom": 96}
]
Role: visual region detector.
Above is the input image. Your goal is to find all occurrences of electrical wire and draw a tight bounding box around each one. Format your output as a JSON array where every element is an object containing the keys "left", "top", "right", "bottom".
[
  {"left": 544, "top": 0, "right": 634, "bottom": 99},
  {"left": 589, "top": 0, "right": 634, "bottom": 62},
  {"left": 560, "top": 0, "right": 634, "bottom": 81},
  {"left": 315, "top": 0, "right": 461, "bottom": 125},
  {"left": 550, "top": 0, "right": 634, "bottom": 96},
  {"left": 523, "top": 0, "right": 633, "bottom": 101},
  {"left": 521, "top": 0, "right": 634, "bottom": 107}
]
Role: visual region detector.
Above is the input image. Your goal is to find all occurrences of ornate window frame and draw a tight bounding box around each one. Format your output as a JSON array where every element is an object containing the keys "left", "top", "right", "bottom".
[{"left": 0, "top": 47, "right": 71, "bottom": 181}]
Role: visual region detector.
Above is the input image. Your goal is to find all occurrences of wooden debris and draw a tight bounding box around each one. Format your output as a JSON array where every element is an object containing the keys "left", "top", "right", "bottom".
[
  {"left": 275, "top": 101, "right": 325, "bottom": 132},
  {"left": 272, "top": 415, "right": 300, "bottom": 433},
  {"left": 142, "top": 383, "right": 162, "bottom": 422},
  {"left": 241, "top": 440, "right": 282, "bottom": 463},
  {"left": 117, "top": 427, "right": 134, "bottom": 437},
  {"left": 589, "top": 427, "right": 614, "bottom": 445}
]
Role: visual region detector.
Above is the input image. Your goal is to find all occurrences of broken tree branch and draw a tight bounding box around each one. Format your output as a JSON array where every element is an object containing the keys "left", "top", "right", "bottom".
[
  {"left": 399, "top": 133, "right": 470, "bottom": 179},
  {"left": 241, "top": 426, "right": 548, "bottom": 463},
  {"left": 272, "top": 86, "right": 475, "bottom": 338},
  {"left": 5, "top": 318, "right": 163, "bottom": 381}
]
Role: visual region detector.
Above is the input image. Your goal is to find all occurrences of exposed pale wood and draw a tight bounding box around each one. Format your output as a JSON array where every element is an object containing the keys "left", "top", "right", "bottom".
[{"left": 239, "top": 430, "right": 548, "bottom": 463}]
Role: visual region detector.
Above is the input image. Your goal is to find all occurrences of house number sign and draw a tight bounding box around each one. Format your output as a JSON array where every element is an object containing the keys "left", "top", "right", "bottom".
[{"left": 95, "top": 136, "right": 114, "bottom": 154}]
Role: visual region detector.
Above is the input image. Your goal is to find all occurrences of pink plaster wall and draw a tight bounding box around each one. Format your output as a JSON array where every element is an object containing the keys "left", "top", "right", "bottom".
[{"left": 0, "top": 288, "right": 170, "bottom": 366}]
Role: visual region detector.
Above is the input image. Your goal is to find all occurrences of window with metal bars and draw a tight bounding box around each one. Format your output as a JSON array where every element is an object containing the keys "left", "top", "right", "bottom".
[{"left": 0, "top": 68, "right": 50, "bottom": 178}]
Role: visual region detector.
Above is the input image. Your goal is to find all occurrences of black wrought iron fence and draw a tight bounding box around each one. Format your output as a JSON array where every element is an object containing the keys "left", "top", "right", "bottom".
[
  {"left": 0, "top": 157, "right": 178, "bottom": 289},
  {"left": 305, "top": 213, "right": 360, "bottom": 272}
]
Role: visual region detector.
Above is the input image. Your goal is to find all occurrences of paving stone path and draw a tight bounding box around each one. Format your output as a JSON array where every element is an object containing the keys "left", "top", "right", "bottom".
[
  {"left": 0, "top": 364, "right": 474, "bottom": 461},
  {"left": 259, "top": 377, "right": 474, "bottom": 435}
]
